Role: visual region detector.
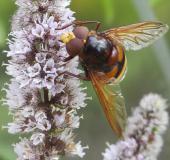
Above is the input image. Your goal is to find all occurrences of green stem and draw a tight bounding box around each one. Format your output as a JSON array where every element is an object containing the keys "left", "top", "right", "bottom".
[{"left": 101, "top": 0, "right": 115, "bottom": 25}]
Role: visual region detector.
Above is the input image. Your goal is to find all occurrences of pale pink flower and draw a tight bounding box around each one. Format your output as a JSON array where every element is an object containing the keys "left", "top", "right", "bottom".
[
  {"left": 102, "top": 94, "right": 169, "bottom": 160},
  {"left": 4, "top": 0, "right": 88, "bottom": 159}
]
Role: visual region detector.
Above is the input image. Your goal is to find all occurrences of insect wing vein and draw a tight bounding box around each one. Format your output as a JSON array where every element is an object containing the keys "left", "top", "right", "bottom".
[
  {"left": 101, "top": 21, "right": 169, "bottom": 51},
  {"left": 89, "top": 71, "right": 127, "bottom": 137}
]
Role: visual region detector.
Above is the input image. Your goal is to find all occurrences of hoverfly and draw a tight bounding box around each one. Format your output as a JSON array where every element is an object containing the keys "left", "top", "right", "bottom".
[{"left": 59, "top": 20, "right": 169, "bottom": 137}]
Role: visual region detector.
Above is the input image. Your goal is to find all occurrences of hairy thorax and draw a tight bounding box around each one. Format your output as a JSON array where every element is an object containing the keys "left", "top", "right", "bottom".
[{"left": 80, "top": 35, "right": 126, "bottom": 81}]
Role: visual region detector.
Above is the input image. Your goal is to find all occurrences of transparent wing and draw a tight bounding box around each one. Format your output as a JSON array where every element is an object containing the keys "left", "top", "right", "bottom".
[
  {"left": 89, "top": 71, "right": 127, "bottom": 137},
  {"left": 101, "top": 21, "right": 169, "bottom": 51}
]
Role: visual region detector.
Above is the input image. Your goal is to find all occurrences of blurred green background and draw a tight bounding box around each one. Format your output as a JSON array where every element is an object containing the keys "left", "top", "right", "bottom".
[{"left": 0, "top": 0, "right": 170, "bottom": 160}]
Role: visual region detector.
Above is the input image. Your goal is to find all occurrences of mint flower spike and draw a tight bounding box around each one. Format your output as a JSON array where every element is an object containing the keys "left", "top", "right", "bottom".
[
  {"left": 102, "top": 94, "right": 169, "bottom": 160},
  {"left": 4, "top": 0, "right": 88, "bottom": 159}
]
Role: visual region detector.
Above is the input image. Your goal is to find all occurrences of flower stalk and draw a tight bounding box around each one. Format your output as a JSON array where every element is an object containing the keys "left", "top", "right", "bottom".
[{"left": 4, "top": 0, "right": 88, "bottom": 159}]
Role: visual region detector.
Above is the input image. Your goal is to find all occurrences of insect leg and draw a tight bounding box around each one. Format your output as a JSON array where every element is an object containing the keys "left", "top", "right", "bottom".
[
  {"left": 81, "top": 63, "right": 90, "bottom": 79},
  {"left": 62, "top": 56, "right": 74, "bottom": 62},
  {"left": 74, "top": 20, "right": 101, "bottom": 31},
  {"left": 56, "top": 20, "right": 90, "bottom": 30},
  {"left": 56, "top": 20, "right": 101, "bottom": 31},
  {"left": 95, "top": 22, "right": 101, "bottom": 32},
  {"left": 56, "top": 22, "right": 74, "bottom": 30},
  {"left": 57, "top": 71, "right": 90, "bottom": 81}
]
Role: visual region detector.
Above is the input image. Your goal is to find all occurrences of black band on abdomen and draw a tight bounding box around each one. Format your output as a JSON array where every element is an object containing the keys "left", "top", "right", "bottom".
[{"left": 115, "top": 52, "right": 126, "bottom": 78}]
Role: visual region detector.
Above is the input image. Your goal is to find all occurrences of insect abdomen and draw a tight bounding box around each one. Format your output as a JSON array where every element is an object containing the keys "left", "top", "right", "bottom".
[{"left": 105, "top": 46, "right": 126, "bottom": 82}]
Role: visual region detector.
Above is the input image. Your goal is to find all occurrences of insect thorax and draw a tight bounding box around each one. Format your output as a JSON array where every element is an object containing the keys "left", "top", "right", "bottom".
[
  {"left": 81, "top": 35, "right": 115, "bottom": 72},
  {"left": 80, "top": 35, "right": 126, "bottom": 81}
]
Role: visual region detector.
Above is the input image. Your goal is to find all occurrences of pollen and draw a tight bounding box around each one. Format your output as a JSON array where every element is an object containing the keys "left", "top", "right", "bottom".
[{"left": 60, "top": 32, "right": 75, "bottom": 44}]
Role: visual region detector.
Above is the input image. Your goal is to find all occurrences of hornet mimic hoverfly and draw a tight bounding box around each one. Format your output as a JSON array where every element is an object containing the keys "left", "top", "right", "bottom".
[{"left": 58, "top": 20, "right": 169, "bottom": 137}]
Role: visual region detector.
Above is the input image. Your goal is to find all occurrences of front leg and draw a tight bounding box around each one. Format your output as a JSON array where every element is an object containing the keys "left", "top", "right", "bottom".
[
  {"left": 57, "top": 71, "right": 90, "bottom": 81},
  {"left": 63, "top": 55, "right": 74, "bottom": 62},
  {"left": 81, "top": 63, "right": 90, "bottom": 80},
  {"left": 56, "top": 20, "right": 101, "bottom": 31}
]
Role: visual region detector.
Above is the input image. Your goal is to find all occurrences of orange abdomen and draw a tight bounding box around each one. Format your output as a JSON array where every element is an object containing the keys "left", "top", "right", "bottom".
[{"left": 96, "top": 45, "right": 127, "bottom": 83}]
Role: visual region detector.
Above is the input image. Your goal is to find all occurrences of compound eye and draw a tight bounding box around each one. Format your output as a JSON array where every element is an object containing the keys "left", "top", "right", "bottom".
[
  {"left": 66, "top": 38, "right": 84, "bottom": 57},
  {"left": 73, "top": 26, "right": 89, "bottom": 40}
]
